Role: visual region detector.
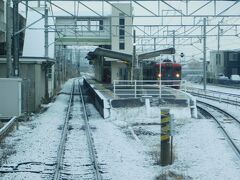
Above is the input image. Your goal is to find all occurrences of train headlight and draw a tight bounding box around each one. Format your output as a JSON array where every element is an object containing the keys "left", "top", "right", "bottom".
[
  {"left": 158, "top": 73, "right": 162, "bottom": 78},
  {"left": 176, "top": 73, "right": 180, "bottom": 78}
]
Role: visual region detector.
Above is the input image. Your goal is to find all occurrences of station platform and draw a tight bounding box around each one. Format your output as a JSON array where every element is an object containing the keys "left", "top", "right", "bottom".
[{"left": 83, "top": 78, "right": 197, "bottom": 119}]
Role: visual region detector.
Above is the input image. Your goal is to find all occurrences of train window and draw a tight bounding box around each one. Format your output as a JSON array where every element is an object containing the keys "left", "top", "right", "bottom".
[{"left": 175, "top": 67, "right": 181, "bottom": 71}]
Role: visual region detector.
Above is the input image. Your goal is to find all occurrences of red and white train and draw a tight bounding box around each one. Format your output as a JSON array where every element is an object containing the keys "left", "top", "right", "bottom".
[{"left": 143, "top": 59, "right": 182, "bottom": 88}]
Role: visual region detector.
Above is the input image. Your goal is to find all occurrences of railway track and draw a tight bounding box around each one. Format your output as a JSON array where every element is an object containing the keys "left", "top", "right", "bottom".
[
  {"left": 53, "top": 79, "right": 102, "bottom": 180},
  {"left": 197, "top": 100, "right": 240, "bottom": 158},
  {"left": 53, "top": 79, "right": 75, "bottom": 180},
  {"left": 0, "top": 117, "right": 18, "bottom": 141},
  {"left": 187, "top": 88, "right": 240, "bottom": 107},
  {"left": 0, "top": 79, "right": 103, "bottom": 179}
]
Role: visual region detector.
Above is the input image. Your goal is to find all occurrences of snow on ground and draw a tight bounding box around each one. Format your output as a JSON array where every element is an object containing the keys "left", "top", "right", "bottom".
[
  {"left": 0, "top": 80, "right": 73, "bottom": 179},
  {"left": 87, "top": 104, "right": 158, "bottom": 179},
  {"left": 1, "top": 79, "right": 240, "bottom": 180},
  {"left": 172, "top": 118, "right": 240, "bottom": 179},
  {"left": 172, "top": 82, "right": 240, "bottom": 179}
]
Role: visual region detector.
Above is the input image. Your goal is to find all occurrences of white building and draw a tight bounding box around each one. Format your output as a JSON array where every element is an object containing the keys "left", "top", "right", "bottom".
[
  {"left": 55, "top": 3, "right": 133, "bottom": 84},
  {"left": 109, "top": 3, "right": 133, "bottom": 82}
]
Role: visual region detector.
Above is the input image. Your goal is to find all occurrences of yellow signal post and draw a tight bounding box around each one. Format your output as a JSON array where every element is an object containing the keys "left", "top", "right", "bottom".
[{"left": 160, "top": 109, "right": 173, "bottom": 166}]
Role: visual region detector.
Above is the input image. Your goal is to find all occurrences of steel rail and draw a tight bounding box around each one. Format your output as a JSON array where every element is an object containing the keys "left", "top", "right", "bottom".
[
  {"left": 197, "top": 100, "right": 240, "bottom": 124},
  {"left": 21, "top": 0, "right": 240, "bottom": 1},
  {"left": 189, "top": 88, "right": 240, "bottom": 98},
  {"left": 197, "top": 101, "right": 240, "bottom": 158},
  {"left": 78, "top": 80, "right": 102, "bottom": 180},
  {"left": 189, "top": 91, "right": 240, "bottom": 107},
  {"left": 0, "top": 116, "right": 17, "bottom": 140},
  {"left": 53, "top": 80, "right": 75, "bottom": 180}
]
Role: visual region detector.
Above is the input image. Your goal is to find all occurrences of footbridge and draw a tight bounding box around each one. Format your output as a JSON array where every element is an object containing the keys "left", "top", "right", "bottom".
[{"left": 55, "top": 16, "right": 111, "bottom": 46}]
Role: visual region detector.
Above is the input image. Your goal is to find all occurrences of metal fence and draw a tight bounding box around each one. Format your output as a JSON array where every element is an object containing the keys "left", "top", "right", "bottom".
[{"left": 113, "top": 80, "right": 186, "bottom": 98}]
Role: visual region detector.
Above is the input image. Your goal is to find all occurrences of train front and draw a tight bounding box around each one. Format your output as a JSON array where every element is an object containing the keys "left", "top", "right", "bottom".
[{"left": 155, "top": 60, "right": 182, "bottom": 88}]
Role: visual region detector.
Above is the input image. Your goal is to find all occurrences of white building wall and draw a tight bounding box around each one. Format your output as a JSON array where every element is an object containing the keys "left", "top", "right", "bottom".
[
  {"left": 209, "top": 51, "right": 225, "bottom": 78},
  {"left": 111, "top": 3, "right": 133, "bottom": 53},
  {"left": 111, "top": 3, "right": 133, "bottom": 82}
]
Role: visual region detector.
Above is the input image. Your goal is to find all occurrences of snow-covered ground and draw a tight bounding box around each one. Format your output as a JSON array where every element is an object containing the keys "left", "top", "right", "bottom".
[{"left": 0, "top": 80, "right": 240, "bottom": 179}]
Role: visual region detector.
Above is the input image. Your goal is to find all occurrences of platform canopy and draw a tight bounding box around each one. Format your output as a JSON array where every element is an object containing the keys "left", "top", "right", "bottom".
[
  {"left": 138, "top": 48, "right": 175, "bottom": 60},
  {"left": 86, "top": 47, "right": 175, "bottom": 63}
]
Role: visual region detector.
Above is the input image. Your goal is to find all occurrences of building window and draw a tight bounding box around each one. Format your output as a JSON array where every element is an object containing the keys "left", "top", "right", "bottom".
[
  {"left": 119, "top": 29, "right": 125, "bottom": 39},
  {"left": 119, "top": 13, "right": 125, "bottom": 49},
  {"left": 119, "top": 18, "right": 125, "bottom": 26},
  {"left": 90, "top": 21, "right": 100, "bottom": 31},
  {"left": 119, "top": 42, "right": 125, "bottom": 50},
  {"left": 99, "top": 20, "right": 103, "bottom": 30},
  {"left": 232, "top": 68, "right": 238, "bottom": 74},
  {"left": 229, "top": 53, "right": 238, "bottom": 61},
  {"left": 48, "top": 67, "right": 52, "bottom": 79},
  {"left": 77, "top": 21, "right": 88, "bottom": 31}
]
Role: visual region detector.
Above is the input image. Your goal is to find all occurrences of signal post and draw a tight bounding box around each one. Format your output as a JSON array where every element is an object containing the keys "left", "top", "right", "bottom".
[{"left": 160, "top": 109, "right": 173, "bottom": 166}]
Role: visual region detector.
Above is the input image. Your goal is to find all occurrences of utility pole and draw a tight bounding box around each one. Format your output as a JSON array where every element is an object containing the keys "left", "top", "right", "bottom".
[
  {"left": 216, "top": 23, "right": 221, "bottom": 78},
  {"left": 217, "top": 23, "right": 220, "bottom": 52},
  {"left": 44, "top": 1, "right": 49, "bottom": 101},
  {"left": 6, "top": 0, "right": 12, "bottom": 77},
  {"left": 172, "top": 30, "right": 175, "bottom": 62},
  {"left": 133, "top": 29, "right": 137, "bottom": 79},
  {"left": 203, "top": 18, "right": 207, "bottom": 91},
  {"left": 133, "top": 30, "right": 141, "bottom": 80},
  {"left": 154, "top": 38, "right": 156, "bottom": 61},
  {"left": 12, "top": 0, "right": 19, "bottom": 77},
  {"left": 44, "top": 3, "right": 48, "bottom": 58},
  {"left": 78, "top": 49, "right": 81, "bottom": 77},
  {"left": 57, "top": 46, "right": 61, "bottom": 90}
]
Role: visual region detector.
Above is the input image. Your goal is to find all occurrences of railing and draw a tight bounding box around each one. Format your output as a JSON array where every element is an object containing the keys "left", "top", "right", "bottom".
[
  {"left": 0, "top": 116, "right": 18, "bottom": 140},
  {"left": 113, "top": 80, "right": 186, "bottom": 98},
  {"left": 186, "top": 86, "right": 240, "bottom": 107}
]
